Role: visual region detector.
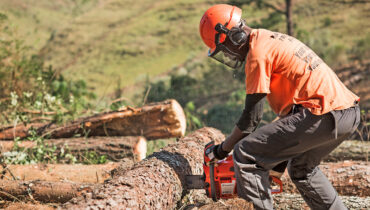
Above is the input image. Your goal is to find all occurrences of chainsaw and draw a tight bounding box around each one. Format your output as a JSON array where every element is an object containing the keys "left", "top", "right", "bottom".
[{"left": 186, "top": 141, "right": 283, "bottom": 201}]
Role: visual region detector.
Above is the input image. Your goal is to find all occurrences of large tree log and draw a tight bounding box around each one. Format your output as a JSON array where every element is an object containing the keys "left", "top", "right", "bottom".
[
  {"left": 0, "top": 162, "right": 120, "bottom": 183},
  {"left": 0, "top": 99, "right": 186, "bottom": 140},
  {"left": 0, "top": 136, "right": 147, "bottom": 162},
  {"left": 324, "top": 140, "right": 369, "bottom": 162},
  {"left": 0, "top": 180, "right": 96, "bottom": 203},
  {"left": 281, "top": 161, "right": 370, "bottom": 196},
  {"left": 63, "top": 127, "right": 224, "bottom": 209}
]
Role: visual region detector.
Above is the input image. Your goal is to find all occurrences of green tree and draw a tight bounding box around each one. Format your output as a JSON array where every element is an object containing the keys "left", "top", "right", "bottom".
[{"left": 229, "top": 0, "right": 295, "bottom": 35}]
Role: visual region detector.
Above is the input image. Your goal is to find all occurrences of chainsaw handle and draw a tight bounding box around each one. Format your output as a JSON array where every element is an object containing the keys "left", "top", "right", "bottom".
[{"left": 270, "top": 176, "right": 283, "bottom": 194}]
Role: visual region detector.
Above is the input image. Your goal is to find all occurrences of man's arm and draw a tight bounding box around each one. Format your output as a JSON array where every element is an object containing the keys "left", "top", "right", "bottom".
[{"left": 221, "top": 93, "right": 266, "bottom": 152}]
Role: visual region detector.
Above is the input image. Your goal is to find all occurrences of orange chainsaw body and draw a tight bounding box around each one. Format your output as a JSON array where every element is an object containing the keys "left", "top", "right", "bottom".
[
  {"left": 202, "top": 141, "right": 283, "bottom": 200},
  {"left": 203, "top": 155, "right": 237, "bottom": 199}
]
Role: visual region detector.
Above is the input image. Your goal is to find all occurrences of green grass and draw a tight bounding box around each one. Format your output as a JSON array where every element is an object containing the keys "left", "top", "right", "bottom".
[{"left": 1, "top": 0, "right": 369, "bottom": 102}]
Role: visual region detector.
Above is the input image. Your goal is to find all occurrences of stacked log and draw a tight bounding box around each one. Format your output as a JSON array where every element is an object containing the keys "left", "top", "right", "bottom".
[
  {"left": 0, "top": 99, "right": 186, "bottom": 140},
  {"left": 0, "top": 128, "right": 367, "bottom": 206}
]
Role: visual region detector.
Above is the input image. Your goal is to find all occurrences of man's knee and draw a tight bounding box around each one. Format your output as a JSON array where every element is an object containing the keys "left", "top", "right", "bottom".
[{"left": 288, "top": 162, "right": 319, "bottom": 185}]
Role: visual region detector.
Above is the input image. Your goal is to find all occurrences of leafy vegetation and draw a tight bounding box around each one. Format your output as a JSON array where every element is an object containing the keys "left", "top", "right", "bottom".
[
  {"left": 0, "top": 0, "right": 369, "bottom": 164},
  {"left": 0, "top": 13, "right": 104, "bottom": 164}
]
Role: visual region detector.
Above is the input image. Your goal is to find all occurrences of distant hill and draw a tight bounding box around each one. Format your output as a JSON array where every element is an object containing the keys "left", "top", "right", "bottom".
[{"left": 1, "top": 0, "right": 369, "bottom": 102}]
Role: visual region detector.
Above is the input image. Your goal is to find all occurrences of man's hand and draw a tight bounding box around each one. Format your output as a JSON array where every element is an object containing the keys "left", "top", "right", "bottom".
[{"left": 212, "top": 142, "right": 229, "bottom": 160}]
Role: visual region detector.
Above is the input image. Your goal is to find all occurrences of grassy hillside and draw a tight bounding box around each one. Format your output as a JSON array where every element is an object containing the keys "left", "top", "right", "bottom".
[{"left": 1, "top": 0, "right": 369, "bottom": 103}]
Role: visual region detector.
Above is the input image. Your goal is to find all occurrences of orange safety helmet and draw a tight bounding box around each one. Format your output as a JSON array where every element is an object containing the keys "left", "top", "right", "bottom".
[{"left": 199, "top": 4, "right": 242, "bottom": 50}]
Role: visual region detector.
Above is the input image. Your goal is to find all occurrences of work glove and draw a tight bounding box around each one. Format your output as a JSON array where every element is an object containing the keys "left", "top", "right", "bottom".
[{"left": 212, "top": 142, "right": 229, "bottom": 160}]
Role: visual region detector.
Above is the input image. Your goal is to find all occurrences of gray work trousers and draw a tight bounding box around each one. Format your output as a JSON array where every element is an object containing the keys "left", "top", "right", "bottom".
[{"left": 233, "top": 105, "right": 360, "bottom": 210}]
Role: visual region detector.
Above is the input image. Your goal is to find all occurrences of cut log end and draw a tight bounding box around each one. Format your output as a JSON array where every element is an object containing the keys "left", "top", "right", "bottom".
[
  {"left": 170, "top": 99, "right": 187, "bottom": 137},
  {"left": 134, "top": 136, "right": 147, "bottom": 161}
]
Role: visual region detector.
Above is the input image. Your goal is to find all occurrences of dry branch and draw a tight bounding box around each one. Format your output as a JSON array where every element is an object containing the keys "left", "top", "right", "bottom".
[
  {"left": 0, "top": 136, "right": 147, "bottom": 162},
  {"left": 0, "top": 99, "right": 186, "bottom": 140},
  {"left": 63, "top": 127, "right": 224, "bottom": 209},
  {"left": 0, "top": 163, "right": 120, "bottom": 183},
  {"left": 0, "top": 180, "right": 96, "bottom": 203},
  {"left": 281, "top": 161, "right": 370, "bottom": 196}
]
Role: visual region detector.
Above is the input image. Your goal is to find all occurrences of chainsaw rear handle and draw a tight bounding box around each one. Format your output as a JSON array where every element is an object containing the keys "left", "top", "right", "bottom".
[{"left": 270, "top": 175, "right": 283, "bottom": 194}]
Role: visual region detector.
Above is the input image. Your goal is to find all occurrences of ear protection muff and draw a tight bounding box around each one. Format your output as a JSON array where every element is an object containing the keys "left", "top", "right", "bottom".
[
  {"left": 229, "top": 27, "right": 248, "bottom": 46},
  {"left": 215, "top": 23, "right": 247, "bottom": 46}
]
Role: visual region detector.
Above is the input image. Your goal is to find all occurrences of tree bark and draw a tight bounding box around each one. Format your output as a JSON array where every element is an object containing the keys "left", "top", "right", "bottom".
[
  {"left": 281, "top": 161, "right": 370, "bottom": 196},
  {"left": 0, "top": 99, "right": 186, "bottom": 140},
  {"left": 0, "top": 180, "right": 96, "bottom": 203},
  {"left": 63, "top": 127, "right": 224, "bottom": 209},
  {"left": 0, "top": 162, "right": 120, "bottom": 183},
  {"left": 0, "top": 136, "right": 147, "bottom": 162}
]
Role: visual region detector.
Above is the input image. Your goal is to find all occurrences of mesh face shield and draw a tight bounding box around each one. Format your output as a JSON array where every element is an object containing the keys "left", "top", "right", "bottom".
[
  {"left": 208, "top": 45, "right": 244, "bottom": 69},
  {"left": 208, "top": 22, "right": 246, "bottom": 69}
]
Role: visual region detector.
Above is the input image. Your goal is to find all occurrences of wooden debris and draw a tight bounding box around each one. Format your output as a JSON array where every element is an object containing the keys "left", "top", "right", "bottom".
[
  {"left": 0, "top": 99, "right": 186, "bottom": 140},
  {"left": 63, "top": 127, "right": 224, "bottom": 209},
  {"left": 281, "top": 161, "right": 370, "bottom": 196},
  {"left": 188, "top": 198, "right": 253, "bottom": 210},
  {"left": 273, "top": 193, "right": 370, "bottom": 210},
  {"left": 0, "top": 136, "right": 147, "bottom": 162}
]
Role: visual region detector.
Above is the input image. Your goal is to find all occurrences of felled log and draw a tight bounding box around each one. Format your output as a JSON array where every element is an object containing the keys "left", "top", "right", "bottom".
[
  {"left": 324, "top": 140, "right": 369, "bottom": 162},
  {"left": 0, "top": 136, "right": 147, "bottom": 162},
  {"left": 281, "top": 161, "right": 370, "bottom": 196},
  {"left": 0, "top": 162, "right": 120, "bottom": 183},
  {"left": 0, "top": 180, "right": 96, "bottom": 203},
  {"left": 0, "top": 99, "right": 186, "bottom": 140},
  {"left": 63, "top": 127, "right": 224, "bottom": 209}
]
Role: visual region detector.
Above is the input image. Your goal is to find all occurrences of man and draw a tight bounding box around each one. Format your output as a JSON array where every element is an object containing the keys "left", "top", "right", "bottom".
[{"left": 199, "top": 4, "right": 360, "bottom": 210}]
